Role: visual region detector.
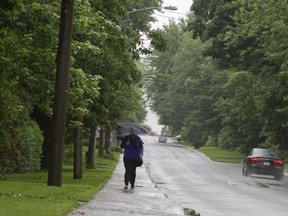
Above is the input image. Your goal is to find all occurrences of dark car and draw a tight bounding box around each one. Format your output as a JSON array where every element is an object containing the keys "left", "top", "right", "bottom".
[
  {"left": 242, "top": 148, "right": 284, "bottom": 180},
  {"left": 175, "top": 135, "right": 182, "bottom": 141},
  {"left": 158, "top": 136, "right": 168, "bottom": 143}
]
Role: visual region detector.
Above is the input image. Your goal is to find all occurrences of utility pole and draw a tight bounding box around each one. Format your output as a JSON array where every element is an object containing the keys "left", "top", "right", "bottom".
[{"left": 48, "top": 0, "right": 74, "bottom": 186}]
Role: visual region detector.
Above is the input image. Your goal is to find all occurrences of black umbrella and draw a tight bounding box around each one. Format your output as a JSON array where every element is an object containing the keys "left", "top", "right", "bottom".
[
  {"left": 113, "top": 122, "right": 149, "bottom": 134},
  {"left": 116, "top": 132, "right": 129, "bottom": 141}
]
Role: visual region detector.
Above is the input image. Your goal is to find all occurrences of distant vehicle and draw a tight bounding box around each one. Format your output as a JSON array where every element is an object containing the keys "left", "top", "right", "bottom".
[
  {"left": 242, "top": 148, "right": 284, "bottom": 180},
  {"left": 158, "top": 136, "right": 167, "bottom": 143},
  {"left": 175, "top": 135, "right": 182, "bottom": 141}
]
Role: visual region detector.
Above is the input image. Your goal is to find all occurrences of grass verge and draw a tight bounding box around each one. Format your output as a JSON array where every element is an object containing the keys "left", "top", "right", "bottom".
[
  {"left": 197, "top": 147, "right": 244, "bottom": 164},
  {"left": 186, "top": 145, "right": 288, "bottom": 173},
  {"left": 0, "top": 151, "right": 120, "bottom": 216}
]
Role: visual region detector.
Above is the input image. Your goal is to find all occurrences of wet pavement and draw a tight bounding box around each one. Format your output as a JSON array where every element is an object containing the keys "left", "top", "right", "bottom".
[
  {"left": 67, "top": 136, "right": 288, "bottom": 216},
  {"left": 67, "top": 155, "right": 184, "bottom": 216}
]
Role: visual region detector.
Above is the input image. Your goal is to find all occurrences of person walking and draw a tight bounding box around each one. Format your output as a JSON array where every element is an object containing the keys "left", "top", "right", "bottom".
[{"left": 120, "top": 129, "right": 144, "bottom": 190}]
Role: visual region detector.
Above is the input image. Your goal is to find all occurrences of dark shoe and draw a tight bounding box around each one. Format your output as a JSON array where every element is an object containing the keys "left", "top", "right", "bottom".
[
  {"left": 124, "top": 185, "right": 128, "bottom": 190},
  {"left": 130, "top": 185, "right": 134, "bottom": 190}
]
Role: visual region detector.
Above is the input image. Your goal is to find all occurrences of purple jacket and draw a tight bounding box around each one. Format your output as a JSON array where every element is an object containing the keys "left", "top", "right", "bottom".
[{"left": 120, "top": 135, "right": 144, "bottom": 160}]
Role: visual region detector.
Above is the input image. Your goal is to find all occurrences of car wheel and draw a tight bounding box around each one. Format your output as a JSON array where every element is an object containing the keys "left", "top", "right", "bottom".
[
  {"left": 244, "top": 167, "right": 250, "bottom": 177},
  {"left": 274, "top": 174, "right": 283, "bottom": 181}
]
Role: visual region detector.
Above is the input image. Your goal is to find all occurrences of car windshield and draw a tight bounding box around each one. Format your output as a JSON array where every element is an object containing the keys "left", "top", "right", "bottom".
[{"left": 252, "top": 149, "right": 279, "bottom": 158}]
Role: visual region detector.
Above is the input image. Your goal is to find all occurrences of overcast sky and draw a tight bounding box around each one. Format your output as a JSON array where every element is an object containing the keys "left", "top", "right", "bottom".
[
  {"left": 151, "top": 0, "right": 193, "bottom": 29},
  {"left": 143, "top": 1, "right": 193, "bottom": 135}
]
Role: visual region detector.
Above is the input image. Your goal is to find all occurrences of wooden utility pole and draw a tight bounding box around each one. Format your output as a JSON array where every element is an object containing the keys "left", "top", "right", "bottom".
[{"left": 48, "top": 0, "right": 74, "bottom": 186}]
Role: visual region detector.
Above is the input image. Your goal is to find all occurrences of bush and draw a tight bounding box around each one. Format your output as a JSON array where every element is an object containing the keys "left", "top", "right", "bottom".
[
  {"left": 0, "top": 90, "right": 28, "bottom": 175},
  {"left": 112, "top": 146, "right": 123, "bottom": 153},
  {"left": 204, "top": 136, "right": 213, "bottom": 147},
  {"left": 0, "top": 118, "right": 43, "bottom": 176},
  {"left": 15, "top": 120, "right": 43, "bottom": 173}
]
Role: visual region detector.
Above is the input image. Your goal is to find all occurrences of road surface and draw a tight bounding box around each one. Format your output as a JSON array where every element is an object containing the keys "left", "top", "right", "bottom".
[
  {"left": 145, "top": 136, "right": 288, "bottom": 216},
  {"left": 68, "top": 135, "right": 288, "bottom": 216}
]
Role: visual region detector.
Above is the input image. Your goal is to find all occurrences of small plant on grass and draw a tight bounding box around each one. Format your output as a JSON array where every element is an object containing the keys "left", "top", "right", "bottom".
[{"left": 184, "top": 208, "right": 201, "bottom": 216}]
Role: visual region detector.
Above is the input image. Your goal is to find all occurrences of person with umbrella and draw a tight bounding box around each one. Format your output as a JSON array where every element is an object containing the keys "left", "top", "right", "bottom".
[{"left": 120, "top": 127, "right": 144, "bottom": 190}]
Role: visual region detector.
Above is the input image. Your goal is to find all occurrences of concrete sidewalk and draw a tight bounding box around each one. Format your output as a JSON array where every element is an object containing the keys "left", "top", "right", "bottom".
[{"left": 67, "top": 155, "right": 184, "bottom": 216}]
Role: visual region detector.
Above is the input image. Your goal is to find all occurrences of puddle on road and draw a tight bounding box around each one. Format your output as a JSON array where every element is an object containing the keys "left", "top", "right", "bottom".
[
  {"left": 256, "top": 182, "right": 269, "bottom": 188},
  {"left": 154, "top": 181, "right": 167, "bottom": 185},
  {"left": 256, "top": 181, "right": 288, "bottom": 189}
]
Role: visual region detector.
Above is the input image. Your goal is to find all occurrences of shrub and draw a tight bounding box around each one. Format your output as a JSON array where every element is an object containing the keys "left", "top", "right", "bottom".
[{"left": 15, "top": 120, "right": 43, "bottom": 173}]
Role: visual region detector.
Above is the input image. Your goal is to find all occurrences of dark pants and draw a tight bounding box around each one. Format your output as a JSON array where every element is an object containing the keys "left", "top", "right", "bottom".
[{"left": 123, "top": 157, "right": 138, "bottom": 186}]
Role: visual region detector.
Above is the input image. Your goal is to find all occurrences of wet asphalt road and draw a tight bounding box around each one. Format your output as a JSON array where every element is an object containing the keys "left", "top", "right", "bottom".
[{"left": 68, "top": 135, "right": 288, "bottom": 216}]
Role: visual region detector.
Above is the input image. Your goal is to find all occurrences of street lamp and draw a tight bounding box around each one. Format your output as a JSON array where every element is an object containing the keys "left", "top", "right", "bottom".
[{"left": 127, "top": 5, "right": 178, "bottom": 14}]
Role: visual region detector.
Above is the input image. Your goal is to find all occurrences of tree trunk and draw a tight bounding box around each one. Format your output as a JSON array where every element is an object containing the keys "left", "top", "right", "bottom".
[
  {"left": 73, "top": 115, "right": 83, "bottom": 179},
  {"left": 48, "top": 0, "right": 74, "bottom": 187},
  {"left": 98, "top": 127, "right": 105, "bottom": 157},
  {"left": 86, "top": 127, "right": 96, "bottom": 169},
  {"left": 105, "top": 129, "right": 111, "bottom": 154}
]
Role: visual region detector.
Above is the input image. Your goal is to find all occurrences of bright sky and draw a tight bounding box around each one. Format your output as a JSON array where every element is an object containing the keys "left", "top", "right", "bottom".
[
  {"left": 151, "top": 0, "right": 193, "bottom": 29},
  {"left": 143, "top": 0, "right": 192, "bottom": 135}
]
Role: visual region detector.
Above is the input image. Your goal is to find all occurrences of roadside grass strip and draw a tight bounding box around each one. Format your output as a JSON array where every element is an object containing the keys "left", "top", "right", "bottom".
[
  {"left": 197, "top": 147, "right": 244, "bottom": 164},
  {"left": 0, "top": 152, "right": 120, "bottom": 216}
]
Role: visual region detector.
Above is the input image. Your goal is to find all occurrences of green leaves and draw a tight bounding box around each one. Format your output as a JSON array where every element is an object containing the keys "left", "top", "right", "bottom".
[
  {"left": 68, "top": 68, "right": 101, "bottom": 118},
  {"left": 0, "top": 0, "right": 169, "bottom": 175},
  {"left": 148, "top": 0, "right": 288, "bottom": 155},
  {"left": 148, "top": 29, "right": 168, "bottom": 51}
]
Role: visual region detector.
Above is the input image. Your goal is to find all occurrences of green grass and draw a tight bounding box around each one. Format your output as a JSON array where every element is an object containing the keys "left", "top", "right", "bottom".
[
  {"left": 197, "top": 146, "right": 244, "bottom": 164},
  {"left": 190, "top": 146, "right": 288, "bottom": 173},
  {"left": 0, "top": 151, "right": 120, "bottom": 216},
  {"left": 178, "top": 142, "right": 245, "bottom": 164}
]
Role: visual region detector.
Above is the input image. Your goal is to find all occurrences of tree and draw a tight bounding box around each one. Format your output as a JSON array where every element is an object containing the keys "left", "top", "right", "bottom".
[
  {"left": 147, "top": 22, "right": 184, "bottom": 130},
  {"left": 223, "top": 0, "right": 288, "bottom": 153},
  {"left": 86, "top": 127, "right": 97, "bottom": 169},
  {"left": 0, "top": 0, "right": 59, "bottom": 175},
  {"left": 48, "top": 0, "right": 75, "bottom": 187},
  {"left": 73, "top": 115, "right": 83, "bottom": 179},
  {"left": 189, "top": 0, "right": 243, "bottom": 68},
  {"left": 181, "top": 0, "right": 288, "bottom": 155},
  {"left": 0, "top": 0, "right": 167, "bottom": 178},
  {"left": 66, "top": 0, "right": 161, "bottom": 169}
]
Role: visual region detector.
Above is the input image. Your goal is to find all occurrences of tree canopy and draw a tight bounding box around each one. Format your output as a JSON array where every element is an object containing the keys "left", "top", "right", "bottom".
[
  {"left": 0, "top": 0, "right": 163, "bottom": 177},
  {"left": 148, "top": 0, "right": 288, "bottom": 156}
]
